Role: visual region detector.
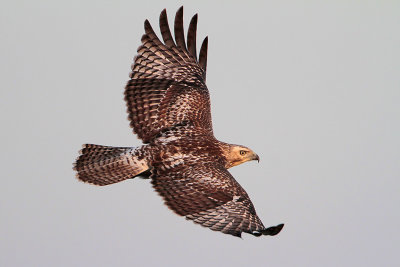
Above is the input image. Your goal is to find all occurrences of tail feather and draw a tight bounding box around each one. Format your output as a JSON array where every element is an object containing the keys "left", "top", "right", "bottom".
[{"left": 73, "top": 144, "right": 149, "bottom": 186}]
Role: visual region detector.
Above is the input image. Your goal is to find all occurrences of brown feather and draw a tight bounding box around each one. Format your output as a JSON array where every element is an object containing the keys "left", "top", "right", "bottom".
[
  {"left": 199, "top": 36, "right": 208, "bottom": 78},
  {"left": 159, "top": 9, "right": 175, "bottom": 48},
  {"left": 174, "top": 6, "right": 187, "bottom": 52},
  {"left": 187, "top": 14, "right": 198, "bottom": 60},
  {"left": 74, "top": 144, "right": 150, "bottom": 186}
]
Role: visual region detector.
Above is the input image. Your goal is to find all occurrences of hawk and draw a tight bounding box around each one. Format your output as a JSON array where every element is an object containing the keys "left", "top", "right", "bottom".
[{"left": 74, "top": 7, "right": 284, "bottom": 238}]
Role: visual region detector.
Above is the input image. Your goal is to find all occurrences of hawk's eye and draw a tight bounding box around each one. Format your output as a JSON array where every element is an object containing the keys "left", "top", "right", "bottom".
[{"left": 239, "top": 150, "right": 247, "bottom": 156}]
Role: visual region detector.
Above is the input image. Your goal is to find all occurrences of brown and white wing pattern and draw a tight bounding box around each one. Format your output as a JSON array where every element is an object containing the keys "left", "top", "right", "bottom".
[
  {"left": 151, "top": 162, "right": 284, "bottom": 237},
  {"left": 125, "top": 7, "right": 212, "bottom": 143}
]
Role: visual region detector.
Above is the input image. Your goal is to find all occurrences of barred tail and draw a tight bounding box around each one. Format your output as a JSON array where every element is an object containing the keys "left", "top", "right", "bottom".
[{"left": 73, "top": 144, "right": 149, "bottom": 186}]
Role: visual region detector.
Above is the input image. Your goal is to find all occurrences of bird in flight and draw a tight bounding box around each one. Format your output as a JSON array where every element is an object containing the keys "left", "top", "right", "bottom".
[{"left": 74, "top": 7, "right": 284, "bottom": 238}]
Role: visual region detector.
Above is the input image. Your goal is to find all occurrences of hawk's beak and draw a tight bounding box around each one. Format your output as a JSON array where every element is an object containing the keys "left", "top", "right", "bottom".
[{"left": 253, "top": 154, "right": 260, "bottom": 163}]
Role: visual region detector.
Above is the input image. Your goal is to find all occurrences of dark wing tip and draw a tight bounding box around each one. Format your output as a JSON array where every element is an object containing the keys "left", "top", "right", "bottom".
[
  {"left": 159, "top": 8, "right": 175, "bottom": 47},
  {"left": 175, "top": 6, "right": 184, "bottom": 21},
  {"left": 187, "top": 13, "right": 198, "bottom": 60},
  {"left": 174, "top": 6, "right": 187, "bottom": 50},
  {"left": 177, "top": 5, "right": 183, "bottom": 13},
  {"left": 144, "top": 19, "right": 152, "bottom": 32},
  {"left": 202, "top": 36, "right": 208, "bottom": 45},
  {"left": 199, "top": 36, "right": 208, "bottom": 78},
  {"left": 261, "top": 223, "right": 284, "bottom": 236}
]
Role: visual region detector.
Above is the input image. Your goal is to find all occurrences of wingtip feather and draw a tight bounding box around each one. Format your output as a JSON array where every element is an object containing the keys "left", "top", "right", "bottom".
[
  {"left": 199, "top": 36, "right": 208, "bottom": 77},
  {"left": 262, "top": 223, "right": 284, "bottom": 236},
  {"left": 144, "top": 19, "right": 152, "bottom": 33},
  {"left": 187, "top": 13, "right": 198, "bottom": 60},
  {"left": 174, "top": 6, "right": 186, "bottom": 50},
  {"left": 159, "top": 8, "right": 175, "bottom": 47}
]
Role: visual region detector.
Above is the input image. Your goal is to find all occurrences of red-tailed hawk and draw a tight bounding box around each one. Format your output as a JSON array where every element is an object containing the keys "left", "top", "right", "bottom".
[{"left": 74, "top": 7, "right": 284, "bottom": 238}]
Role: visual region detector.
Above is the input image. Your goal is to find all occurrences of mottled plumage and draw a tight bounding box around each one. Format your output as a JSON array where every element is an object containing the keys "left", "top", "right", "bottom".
[{"left": 74, "top": 7, "right": 284, "bottom": 238}]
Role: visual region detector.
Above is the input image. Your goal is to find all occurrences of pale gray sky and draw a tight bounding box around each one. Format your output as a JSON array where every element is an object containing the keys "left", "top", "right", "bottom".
[{"left": 1, "top": 1, "right": 399, "bottom": 266}]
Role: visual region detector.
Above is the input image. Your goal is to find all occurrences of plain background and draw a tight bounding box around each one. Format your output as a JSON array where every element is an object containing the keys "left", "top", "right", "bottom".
[{"left": 1, "top": 1, "right": 399, "bottom": 266}]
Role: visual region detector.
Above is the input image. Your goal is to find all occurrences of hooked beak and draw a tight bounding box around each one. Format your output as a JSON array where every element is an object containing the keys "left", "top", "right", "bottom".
[{"left": 253, "top": 153, "right": 260, "bottom": 163}]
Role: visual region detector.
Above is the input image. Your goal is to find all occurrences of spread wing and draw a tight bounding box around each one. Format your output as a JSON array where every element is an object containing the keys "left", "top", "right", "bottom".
[
  {"left": 125, "top": 7, "right": 212, "bottom": 143},
  {"left": 151, "top": 162, "right": 284, "bottom": 237}
]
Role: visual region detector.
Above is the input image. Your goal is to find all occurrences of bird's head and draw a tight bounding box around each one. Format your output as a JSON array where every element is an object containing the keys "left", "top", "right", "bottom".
[{"left": 224, "top": 144, "right": 259, "bottom": 169}]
